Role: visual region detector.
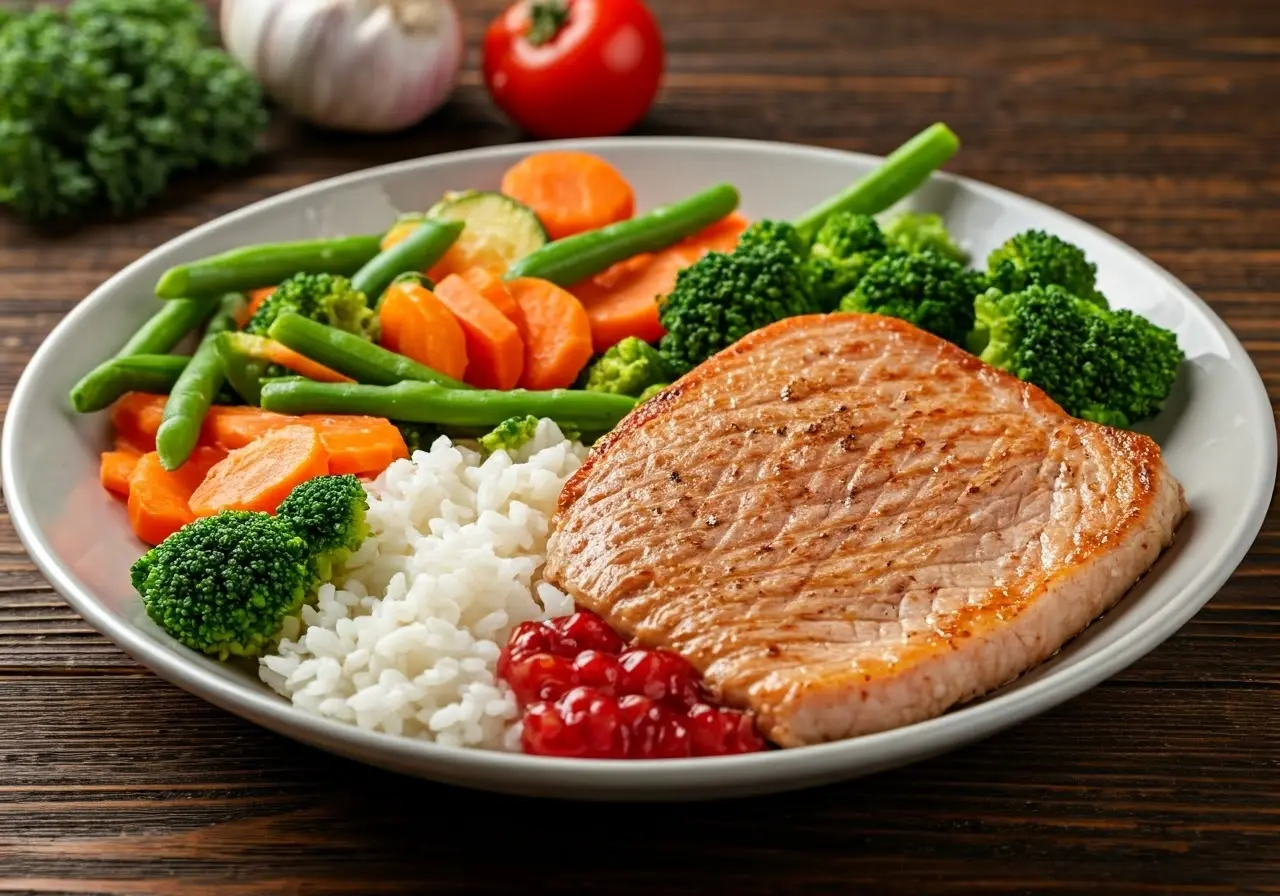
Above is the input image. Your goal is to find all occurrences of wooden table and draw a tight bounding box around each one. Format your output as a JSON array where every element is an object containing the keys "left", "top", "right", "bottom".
[{"left": 2, "top": 0, "right": 1278, "bottom": 892}]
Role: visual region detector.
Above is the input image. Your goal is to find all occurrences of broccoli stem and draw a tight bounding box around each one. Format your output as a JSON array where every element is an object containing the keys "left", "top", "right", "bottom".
[
  {"left": 259, "top": 379, "right": 637, "bottom": 431},
  {"left": 792, "top": 123, "right": 960, "bottom": 241}
]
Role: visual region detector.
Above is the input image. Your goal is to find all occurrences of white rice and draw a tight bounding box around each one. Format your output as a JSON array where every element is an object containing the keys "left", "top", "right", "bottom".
[{"left": 258, "top": 419, "right": 588, "bottom": 751}]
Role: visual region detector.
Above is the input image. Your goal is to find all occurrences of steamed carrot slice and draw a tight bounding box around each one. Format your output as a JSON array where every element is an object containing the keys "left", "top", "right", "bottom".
[
  {"left": 236, "top": 287, "right": 276, "bottom": 328},
  {"left": 433, "top": 274, "right": 525, "bottom": 390},
  {"left": 110, "top": 393, "right": 169, "bottom": 453},
  {"left": 304, "top": 416, "right": 409, "bottom": 476},
  {"left": 378, "top": 279, "right": 469, "bottom": 382},
  {"left": 115, "top": 401, "right": 404, "bottom": 478},
  {"left": 461, "top": 266, "right": 527, "bottom": 339},
  {"left": 100, "top": 450, "right": 141, "bottom": 499},
  {"left": 189, "top": 425, "right": 330, "bottom": 517},
  {"left": 500, "top": 152, "right": 635, "bottom": 240},
  {"left": 572, "top": 213, "right": 751, "bottom": 352},
  {"left": 127, "top": 447, "right": 226, "bottom": 545},
  {"left": 505, "top": 277, "right": 594, "bottom": 390}
]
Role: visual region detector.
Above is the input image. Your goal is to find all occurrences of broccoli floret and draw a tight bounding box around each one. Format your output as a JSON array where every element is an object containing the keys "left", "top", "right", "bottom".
[
  {"left": 583, "top": 337, "right": 673, "bottom": 397},
  {"left": 130, "top": 512, "right": 310, "bottom": 660},
  {"left": 479, "top": 415, "right": 542, "bottom": 454},
  {"left": 658, "top": 236, "right": 815, "bottom": 374},
  {"left": 803, "top": 212, "right": 890, "bottom": 311},
  {"left": 986, "top": 230, "right": 1108, "bottom": 307},
  {"left": 276, "top": 475, "right": 370, "bottom": 581},
  {"left": 637, "top": 383, "right": 669, "bottom": 402},
  {"left": 882, "top": 211, "right": 969, "bottom": 264},
  {"left": 737, "top": 219, "right": 809, "bottom": 256},
  {"left": 245, "top": 273, "right": 376, "bottom": 341},
  {"left": 839, "top": 250, "right": 986, "bottom": 345},
  {"left": 969, "top": 284, "right": 1183, "bottom": 428},
  {"left": 0, "top": 0, "right": 266, "bottom": 223}
]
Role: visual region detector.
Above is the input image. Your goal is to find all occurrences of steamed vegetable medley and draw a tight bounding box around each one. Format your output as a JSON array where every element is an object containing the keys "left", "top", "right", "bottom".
[{"left": 71, "top": 122, "right": 1184, "bottom": 666}]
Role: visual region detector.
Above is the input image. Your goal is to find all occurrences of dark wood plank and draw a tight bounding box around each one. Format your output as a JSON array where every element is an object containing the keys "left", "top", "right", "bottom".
[
  {"left": 0, "top": 0, "right": 1278, "bottom": 891},
  {"left": 0, "top": 675, "right": 1276, "bottom": 895}
]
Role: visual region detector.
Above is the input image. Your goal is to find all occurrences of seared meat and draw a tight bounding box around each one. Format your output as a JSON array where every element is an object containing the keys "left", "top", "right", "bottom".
[{"left": 544, "top": 312, "right": 1187, "bottom": 747}]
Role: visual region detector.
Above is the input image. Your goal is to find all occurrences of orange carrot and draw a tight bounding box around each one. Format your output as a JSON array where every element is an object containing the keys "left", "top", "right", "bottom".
[
  {"left": 224, "top": 333, "right": 355, "bottom": 383},
  {"left": 236, "top": 287, "right": 276, "bottom": 328},
  {"left": 461, "top": 266, "right": 527, "bottom": 339},
  {"left": 572, "top": 213, "right": 751, "bottom": 352},
  {"left": 505, "top": 277, "right": 594, "bottom": 390},
  {"left": 100, "top": 450, "right": 140, "bottom": 499},
  {"left": 378, "top": 279, "right": 469, "bottom": 382},
  {"left": 433, "top": 274, "right": 525, "bottom": 390},
  {"left": 500, "top": 152, "right": 635, "bottom": 240},
  {"left": 189, "top": 425, "right": 330, "bottom": 517},
  {"left": 303, "top": 416, "right": 409, "bottom": 476},
  {"left": 111, "top": 392, "right": 169, "bottom": 453},
  {"left": 127, "top": 447, "right": 226, "bottom": 545}
]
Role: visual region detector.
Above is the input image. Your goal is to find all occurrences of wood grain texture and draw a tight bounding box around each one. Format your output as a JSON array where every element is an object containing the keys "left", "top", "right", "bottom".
[{"left": 1, "top": 0, "right": 1278, "bottom": 892}]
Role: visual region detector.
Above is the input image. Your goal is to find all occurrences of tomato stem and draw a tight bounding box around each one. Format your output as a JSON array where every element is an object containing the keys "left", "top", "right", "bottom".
[{"left": 526, "top": 0, "right": 570, "bottom": 46}]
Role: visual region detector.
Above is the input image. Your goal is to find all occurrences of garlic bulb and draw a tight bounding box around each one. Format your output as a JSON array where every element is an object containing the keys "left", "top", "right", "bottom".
[{"left": 221, "top": 0, "right": 464, "bottom": 134}]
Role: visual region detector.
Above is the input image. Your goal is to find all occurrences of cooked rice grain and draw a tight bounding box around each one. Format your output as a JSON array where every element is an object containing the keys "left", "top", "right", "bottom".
[{"left": 259, "top": 421, "right": 585, "bottom": 750}]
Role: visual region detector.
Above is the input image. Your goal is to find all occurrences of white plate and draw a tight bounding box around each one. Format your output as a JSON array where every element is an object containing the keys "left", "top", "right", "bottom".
[{"left": 3, "top": 138, "right": 1273, "bottom": 801}]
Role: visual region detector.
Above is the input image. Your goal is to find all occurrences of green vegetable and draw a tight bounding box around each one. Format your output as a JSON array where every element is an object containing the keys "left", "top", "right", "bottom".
[
  {"left": 259, "top": 379, "right": 638, "bottom": 432},
  {"left": 130, "top": 511, "right": 311, "bottom": 660},
  {"left": 214, "top": 332, "right": 268, "bottom": 406},
  {"left": 69, "top": 354, "right": 190, "bottom": 414},
  {"left": 155, "top": 293, "right": 242, "bottom": 471},
  {"left": 657, "top": 228, "right": 815, "bottom": 375},
  {"left": 583, "top": 337, "right": 673, "bottom": 397},
  {"left": 244, "top": 272, "right": 377, "bottom": 342},
  {"left": 68, "top": 296, "right": 217, "bottom": 411},
  {"left": 881, "top": 211, "right": 969, "bottom": 264},
  {"left": 0, "top": 0, "right": 266, "bottom": 223},
  {"left": 803, "top": 212, "right": 890, "bottom": 311},
  {"left": 396, "top": 421, "right": 444, "bottom": 453},
  {"left": 350, "top": 220, "right": 463, "bottom": 303},
  {"left": 276, "top": 474, "right": 370, "bottom": 581},
  {"left": 155, "top": 235, "right": 383, "bottom": 299},
  {"left": 267, "top": 313, "right": 469, "bottom": 390},
  {"left": 792, "top": 123, "right": 961, "bottom": 241},
  {"left": 839, "top": 251, "right": 986, "bottom": 345},
  {"left": 986, "top": 229, "right": 1108, "bottom": 307},
  {"left": 425, "top": 190, "right": 548, "bottom": 270},
  {"left": 478, "top": 416, "right": 542, "bottom": 455},
  {"left": 969, "top": 284, "right": 1183, "bottom": 428},
  {"left": 637, "top": 383, "right": 669, "bottom": 402},
  {"left": 506, "top": 183, "right": 741, "bottom": 285}
]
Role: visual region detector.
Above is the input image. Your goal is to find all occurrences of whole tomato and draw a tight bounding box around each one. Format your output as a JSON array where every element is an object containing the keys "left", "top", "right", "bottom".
[{"left": 483, "top": 0, "right": 665, "bottom": 139}]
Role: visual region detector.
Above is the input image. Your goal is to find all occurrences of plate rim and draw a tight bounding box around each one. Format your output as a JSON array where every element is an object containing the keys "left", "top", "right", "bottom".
[{"left": 3, "top": 135, "right": 1274, "bottom": 796}]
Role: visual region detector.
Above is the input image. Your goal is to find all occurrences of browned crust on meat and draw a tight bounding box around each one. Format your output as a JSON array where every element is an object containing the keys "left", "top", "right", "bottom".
[
  {"left": 557, "top": 312, "right": 1067, "bottom": 520},
  {"left": 548, "top": 311, "right": 1188, "bottom": 747}
]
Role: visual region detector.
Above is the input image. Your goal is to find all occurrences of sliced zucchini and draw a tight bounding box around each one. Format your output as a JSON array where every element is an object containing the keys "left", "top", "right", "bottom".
[{"left": 426, "top": 190, "right": 548, "bottom": 273}]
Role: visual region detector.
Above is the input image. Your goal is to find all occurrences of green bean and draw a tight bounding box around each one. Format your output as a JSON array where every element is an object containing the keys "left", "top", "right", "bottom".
[
  {"left": 68, "top": 296, "right": 218, "bottom": 411},
  {"left": 259, "top": 379, "right": 637, "bottom": 432},
  {"left": 351, "top": 220, "right": 463, "bottom": 302},
  {"left": 213, "top": 332, "right": 269, "bottom": 406},
  {"left": 505, "top": 183, "right": 741, "bottom": 286},
  {"left": 155, "top": 235, "right": 383, "bottom": 299},
  {"left": 792, "top": 123, "right": 961, "bottom": 241},
  {"left": 68, "top": 355, "right": 192, "bottom": 414},
  {"left": 155, "top": 294, "right": 243, "bottom": 470},
  {"left": 266, "top": 312, "right": 470, "bottom": 390}
]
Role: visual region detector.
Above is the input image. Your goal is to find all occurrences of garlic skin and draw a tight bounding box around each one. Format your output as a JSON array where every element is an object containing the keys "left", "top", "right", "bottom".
[{"left": 221, "top": 0, "right": 464, "bottom": 134}]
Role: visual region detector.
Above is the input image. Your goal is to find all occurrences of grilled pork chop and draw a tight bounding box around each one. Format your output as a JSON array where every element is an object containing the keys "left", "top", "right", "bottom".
[{"left": 544, "top": 313, "right": 1187, "bottom": 747}]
